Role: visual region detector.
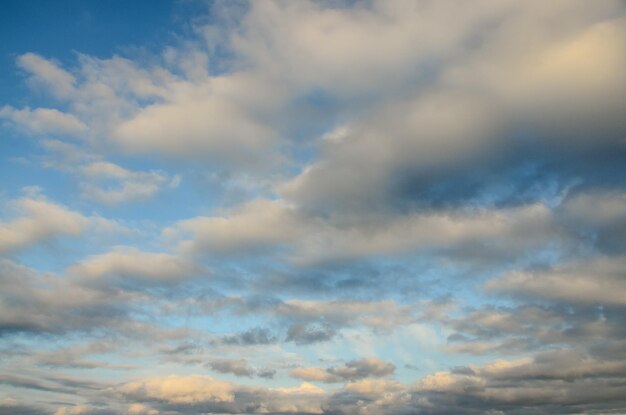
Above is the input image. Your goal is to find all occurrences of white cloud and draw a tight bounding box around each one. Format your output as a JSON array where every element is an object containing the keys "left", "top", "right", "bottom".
[
  {"left": 69, "top": 246, "right": 198, "bottom": 283},
  {"left": 79, "top": 161, "right": 177, "bottom": 205},
  {"left": 120, "top": 375, "right": 234, "bottom": 404},
  {"left": 234, "top": 0, "right": 512, "bottom": 95},
  {"left": 119, "top": 375, "right": 325, "bottom": 414},
  {"left": 167, "top": 199, "right": 301, "bottom": 255},
  {"left": 18, "top": 52, "right": 77, "bottom": 99},
  {"left": 111, "top": 75, "right": 278, "bottom": 165},
  {"left": 0, "top": 195, "right": 89, "bottom": 253},
  {"left": 0, "top": 106, "right": 87, "bottom": 136}
]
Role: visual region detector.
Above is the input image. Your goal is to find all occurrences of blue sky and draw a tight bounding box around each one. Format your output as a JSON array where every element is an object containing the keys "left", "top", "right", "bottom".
[{"left": 1, "top": 1, "right": 626, "bottom": 414}]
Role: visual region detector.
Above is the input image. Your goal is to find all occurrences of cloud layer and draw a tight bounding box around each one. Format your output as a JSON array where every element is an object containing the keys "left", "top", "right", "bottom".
[{"left": 1, "top": 1, "right": 625, "bottom": 414}]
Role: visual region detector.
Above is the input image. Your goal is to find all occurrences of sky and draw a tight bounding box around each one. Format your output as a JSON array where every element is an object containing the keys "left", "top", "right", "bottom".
[{"left": 0, "top": 1, "right": 625, "bottom": 414}]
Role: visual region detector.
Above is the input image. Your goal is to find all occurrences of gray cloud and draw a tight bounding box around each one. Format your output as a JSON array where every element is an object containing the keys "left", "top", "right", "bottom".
[
  {"left": 291, "top": 358, "right": 395, "bottom": 383},
  {"left": 286, "top": 323, "right": 336, "bottom": 345},
  {"left": 217, "top": 327, "right": 278, "bottom": 346},
  {"left": 486, "top": 256, "right": 626, "bottom": 306},
  {"left": 208, "top": 358, "right": 256, "bottom": 377},
  {"left": 0, "top": 400, "right": 48, "bottom": 415}
]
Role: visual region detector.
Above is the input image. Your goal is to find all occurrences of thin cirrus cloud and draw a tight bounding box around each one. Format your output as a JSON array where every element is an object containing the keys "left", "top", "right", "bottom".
[{"left": 1, "top": 1, "right": 626, "bottom": 414}]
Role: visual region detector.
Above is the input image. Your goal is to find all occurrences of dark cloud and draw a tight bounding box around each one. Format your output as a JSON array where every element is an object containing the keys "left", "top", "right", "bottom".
[
  {"left": 286, "top": 323, "right": 336, "bottom": 345},
  {"left": 256, "top": 368, "right": 276, "bottom": 379},
  {"left": 0, "top": 402, "right": 48, "bottom": 415},
  {"left": 218, "top": 327, "right": 277, "bottom": 346},
  {"left": 208, "top": 358, "right": 256, "bottom": 377}
]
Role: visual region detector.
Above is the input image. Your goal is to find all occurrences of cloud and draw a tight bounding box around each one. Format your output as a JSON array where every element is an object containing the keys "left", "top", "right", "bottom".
[
  {"left": 68, "top": 246, "right": 198, "bottom": 284},
  {"left": 291, "top": 358, "right": 395, "bottom": 383},
  {"left": 217, "top": 327, "right": 278, "bottom": 346},
  {"left": 0, "top": 195, "right": 89, "bottom": 253},
  {"left": 112, "top": 85, "right": 276, "bottom": 165},
  {"left": 38, "top": 142, "right": 180, "bottom": 206},
  {"left": 559, "top": 190, "right": 626, "bottom": 254},
  {"left": 118, "top": 375, "right": 325, "bottom": 414},
  {"left": 17, "top": 52, "right": 77, "bottom": 99},
  {"left": 286, "top": 323, "right": 336, "bottom": 345},
  {"left": 79, "top": 162, "right": 179, "bottom": 205},
  {"left": 206, "top": 358, "right": 275, "bottom": 379},
  {"left": 13, "top": 51, "right": 286, "bottom": 170},
  {"left": 124, "top": 404, "right": 159, "bottom": 415},
  {"left": 168, "top": 199, "right": 301, "bottom": 256},
  {"left": 323, "top": 351, "right": 626, "bottom": 414},
  {"left": 486, "top": 256, "right": 626, "bottom": 306},
  {"left": 119, "top": 375, "right": 234, "bottom": 404},
  {"left": 234, "top": 0, "right": 512, "bottom": 96},
  {"left": 2, "top": 2, "right": 626, "bottom": 415},
  {"left": 276, "top": 1, "right": 626, "bottom": 216},
  {"left": 0, "top": 398, "right": 48, "bottom": 415},
  {"left": 0, "top": 106, "right": 87, "bottom": 136},
  {"left": 0, "top": 259, "right": 121, "bottom": 335},
  {"left": 276, "top": 299, "right": 414, "bottom": 332},
  {"left": 34, "top": 341, "right": 131, "bottom": 370},
  {"left": 439, "top": 300, "right": 626, "bottom": 358},
  {"left": 561, "top": 190, "right": 626, "bottom": 226},
  {"left": 208, "top": 359, "right": 256, "bottom": 377},
  {"left": 169, "top": 198, "right": 565, "bottom": 265},
  {"left": 281, "top": 89, "right": 504, "bottom": 214},
  {"left": 53, "top": 405, "right": 114, "bottom": 415},
  {"left": 0, "top": 257, "right": 199, "bottom": 338}
]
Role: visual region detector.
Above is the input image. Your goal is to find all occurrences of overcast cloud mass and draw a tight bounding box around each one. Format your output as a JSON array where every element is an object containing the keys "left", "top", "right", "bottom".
[{"left": 1, "top": 0, "right": 626, "bottom": 414}]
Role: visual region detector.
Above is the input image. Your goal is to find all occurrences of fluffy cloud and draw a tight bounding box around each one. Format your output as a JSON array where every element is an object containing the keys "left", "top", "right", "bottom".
[
  {"left": 79, "top": 162, "right": 179, "bottom": 205},
  {"left": 0, "top": 106, "right": 87, "bottom": 136},
  {"left": 278, "top": 1, "right": 626, "bottom": 215},
  {"left": 168, "top": 199, "right": 301, "bottom": 255},
  {"left": 0, "top": 195, "right": 89, "bottom": 253},
  {"left": 118, "top": 375, "right": 325, "bottom": 414},
  {"left": 2, "top": 1, "right": 626, "bottom": 415},
  {"left": 111, "top": 83, "right": 277, "bottom": 165},
  {"left": 17, "top": 52, "right": 77, "bottom": 99},
  {"left": 68, "top": 247, "right": 198, "bottom": 284},
  {"left": 234, "top": 0, "right": 513, "bottom": 95},
  {"left": 0, "top": 259, "right": 122, "bottom": 334},
  {"left": 119, "top": 375, "right": 234, "bottom": 404},
  {"left": 486, "top": 256, "right": 626, "bottom": 306}
]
